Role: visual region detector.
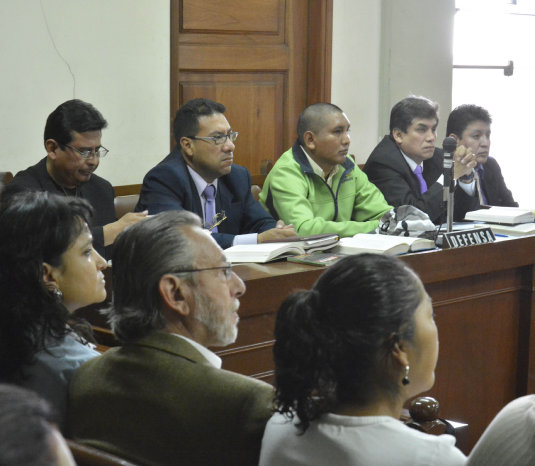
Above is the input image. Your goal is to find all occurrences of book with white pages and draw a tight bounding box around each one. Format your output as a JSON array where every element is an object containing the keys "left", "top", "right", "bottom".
[
  {"left": 333, "top": 233, "right": 436, "bottom": 256},
  {"left": 224, "top": 240, "right": 338, "bottom": 263},
  {"left": 464, "top": 206, "right": 534, "bottom": 225},
  {"left": 486, "top": 223, "right": 535, "bottom": 237}
]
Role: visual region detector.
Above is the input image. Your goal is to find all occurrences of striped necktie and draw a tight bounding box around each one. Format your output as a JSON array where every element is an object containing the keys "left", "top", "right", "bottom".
[{"left": 203, "top": 184, "right": 217, "bottom": 232}]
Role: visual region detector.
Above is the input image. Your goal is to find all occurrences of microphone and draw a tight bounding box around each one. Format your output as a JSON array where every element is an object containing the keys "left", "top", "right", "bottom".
[{"left": 442, "top": 136, "right": 457, "bottom": 191}]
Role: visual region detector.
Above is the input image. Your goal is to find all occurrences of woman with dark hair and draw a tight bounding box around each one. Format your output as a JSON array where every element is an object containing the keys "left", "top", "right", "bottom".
[
  {"left": 0, "top": 192, "right": 107, "bottom": 426},
  {"left": 259, "top": 254, "right": 466, "bottom": 465}
]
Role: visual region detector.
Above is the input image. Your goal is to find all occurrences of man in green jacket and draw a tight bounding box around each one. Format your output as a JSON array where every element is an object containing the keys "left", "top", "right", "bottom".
[{"left": 260, "top": 103, "right": 391, "bottom": 237}]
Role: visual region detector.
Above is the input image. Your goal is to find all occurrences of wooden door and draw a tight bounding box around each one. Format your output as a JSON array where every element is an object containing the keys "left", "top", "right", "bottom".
[{"left": 171, "top": 0, "right": 332, "bottom": 177}]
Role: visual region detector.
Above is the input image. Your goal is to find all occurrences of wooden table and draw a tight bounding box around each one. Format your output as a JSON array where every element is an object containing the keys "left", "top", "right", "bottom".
[
  {"left": 219, "top": 236, "right": 535, "bottom": 452},
  {"left": 78, "top": 235, "right": 535, "bottom": 452}
]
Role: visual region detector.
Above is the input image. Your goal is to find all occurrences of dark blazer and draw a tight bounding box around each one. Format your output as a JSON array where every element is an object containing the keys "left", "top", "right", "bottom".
[
  {"left": 136, "top": 147, "right": 276, "bottom": 248},
  {"left": 68, "top": 332, "right": 274, "bottom": 466},
  {"left": 364, "top": 135, "right": 479, "bottom": 223},
  {"left": 1, "top": 158, "right": 116, "bottom": 257},
  {"left": 478, "top": 157, "right": 518, "bottom": 207}
]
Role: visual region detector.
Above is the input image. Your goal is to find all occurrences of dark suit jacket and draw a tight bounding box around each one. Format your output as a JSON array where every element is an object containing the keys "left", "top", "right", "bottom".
[
  {"left": 135, "top": 148, "right": 276, "bottom": 248},
  {"left": 478, "top": 157, "right": 518, "bottom": 207},
  {"left": 68, "top": 332, "right": 274, "bottom": 466},
  {"left": 1, "top": 158, "right": 116, "bottom": 257},
  {"left": 364, "top": 136, "right": 479, "bottom": 223}
]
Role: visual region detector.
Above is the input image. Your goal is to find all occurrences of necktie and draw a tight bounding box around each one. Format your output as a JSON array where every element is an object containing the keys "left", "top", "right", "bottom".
[
  {"left": 414, "top": 165, "right": 428, "bottom": 194},
  {"left": 203, "top": 184, "right": 217, "bottom": 232},
  {"left": 475, "top": 165, "right": 488, "bottom": 205}
]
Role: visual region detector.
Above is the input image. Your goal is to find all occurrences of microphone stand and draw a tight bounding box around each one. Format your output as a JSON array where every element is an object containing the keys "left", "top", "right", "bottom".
[
  {"left": 445, "top": 183, "right": 454, "bottom": 233},
  {"left": 442, "top": 136, "right": 457, "bottom": 235}
]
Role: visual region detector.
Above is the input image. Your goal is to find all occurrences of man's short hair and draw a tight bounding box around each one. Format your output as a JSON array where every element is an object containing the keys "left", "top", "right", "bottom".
[
  {"left": 43, "top": 99, "right": 107, "bottom": 148},
  {"left": 389, "top": 96, "right": 439, "bottom": 134},
  {"left": 173, "top": 98, "right": 226, "bottom": 145},
  {"left": 0, "top": 384, "right": 60, "bottom": 465},
  {"left": 446, "top": 104, "right": 492, "bottom": 137},
  {"left": 297, "top": 102, "right": 344, "bottom": 145},
  {"left": 107, "top": 210, "right": 202, "bottom": 343}
]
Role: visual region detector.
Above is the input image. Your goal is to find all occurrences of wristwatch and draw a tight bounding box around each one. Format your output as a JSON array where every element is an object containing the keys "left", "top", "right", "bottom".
[{"left": 459, "top": 171, "right": 475, "bottom": 183}]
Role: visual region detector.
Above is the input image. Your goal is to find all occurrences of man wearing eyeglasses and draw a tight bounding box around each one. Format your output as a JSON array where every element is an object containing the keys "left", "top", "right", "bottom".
[
  {"left": 68, "top": 210, "right": 274, "bottom": 466},
  {"left": 136, "top": 98, "right": 296, "bottom": 249},
  {"left": 1, "top": 99, "right": 147, "bottom": 257}
]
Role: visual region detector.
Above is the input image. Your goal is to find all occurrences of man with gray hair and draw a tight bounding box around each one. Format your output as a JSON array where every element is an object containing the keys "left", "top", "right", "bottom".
[
  {"left": 67, "top": 211, "right": 273, "bottom": 466},
  {"left": 260, "top": 102, "right": 391, "bottom": 237}
]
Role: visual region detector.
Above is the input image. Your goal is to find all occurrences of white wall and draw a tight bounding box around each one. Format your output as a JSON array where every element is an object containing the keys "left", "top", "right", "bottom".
[
  {"left": 331, "top": 0, "right": 382, "bottom": 164},
  {"left": 0, "top": 0, "right": 170, "bottom": 185},
  {"left": 332, "top": 0, "right": 456, "bottom": 163}
]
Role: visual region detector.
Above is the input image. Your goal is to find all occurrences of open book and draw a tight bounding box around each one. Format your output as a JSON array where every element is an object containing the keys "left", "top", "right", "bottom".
[
  {"left": 334, "top": 233, "right": 436, "bottom": 256},
  {"left": 464, "top": 207, "right": 534, "bottom": 225},
  {"left": 224, "top": 234, "right": 339, "bottom": 263}
]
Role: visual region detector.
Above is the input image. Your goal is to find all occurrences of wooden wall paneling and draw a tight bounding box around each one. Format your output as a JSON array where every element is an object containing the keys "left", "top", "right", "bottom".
[
  {"left": 420, "top": 271, "right": 525, "bottom": 449},
  {"left": 181, "top": 0, "right": 281, "bottom": 34},
  {"left": 307, "top": 0, "right": 333, "bottom": 104},
  {"left": 284, "top": 0, "right": 308, "bottom": 146},
  {"left": 179, "top": 0, "right": 285, "bottom": 44},
  {"left": 524, "top": 265, "right": 535, "bottom": 392},
  {"left": 171, "top": 0, "right": 333, "bottom": 176},
  {"left": 179, "top": 72, "right": 284, "bottom": 174}
]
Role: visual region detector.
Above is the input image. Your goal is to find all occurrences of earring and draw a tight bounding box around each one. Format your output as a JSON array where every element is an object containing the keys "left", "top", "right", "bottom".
[
  {"left": 402, "top": 365, "right": 410, "bottom": 386},
  {"left": 51, "top": 288, "right": 63, "bottom": 303}
]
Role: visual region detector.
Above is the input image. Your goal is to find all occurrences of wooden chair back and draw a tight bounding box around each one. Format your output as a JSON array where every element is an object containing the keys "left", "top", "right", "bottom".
[
  {"left": 114, "top": 194, "right": 140, "bottom": 219},
  {"left": 0, "top": 172, "right": 13, "bottom": 200},
  {"left": 66, "top": 440, "right": 138, "bottom": 466}
]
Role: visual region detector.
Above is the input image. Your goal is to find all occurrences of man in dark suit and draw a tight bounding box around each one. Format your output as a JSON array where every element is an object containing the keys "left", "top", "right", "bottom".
[
  {"left": 447, "top": 104, "right": 517, "bottom": 209},
  {"left": 1, "top": 99, "right": 146, "bottom": 257},
  {"left": 136, "top": 98, "right": 295, "bottom": 248},
  {"left": 68, "top": 210, "right": 274, "bottom": 466},
  {"left": 364, "top": 96, "right": 477, "bottom": 224}
]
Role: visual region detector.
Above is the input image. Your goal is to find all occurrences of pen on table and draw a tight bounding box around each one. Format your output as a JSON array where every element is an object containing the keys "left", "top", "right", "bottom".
[{"left": 494, "top": 233, "right": 508, "bottom": 238}]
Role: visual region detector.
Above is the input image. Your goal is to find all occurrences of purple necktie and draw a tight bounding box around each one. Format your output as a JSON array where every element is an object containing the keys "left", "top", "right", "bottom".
[
  {"left": 414, "top": 165, "right": 428, "bottom": 194},
  {"left": 203, "top": 184, "right": 217, "bottom": 232},
  {"left": 475, "top": 165, "right": 488, "bottom": 205}
]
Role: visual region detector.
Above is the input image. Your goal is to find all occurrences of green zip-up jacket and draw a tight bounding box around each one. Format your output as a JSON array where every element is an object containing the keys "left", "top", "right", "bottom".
[{"left": 260, "top": 141, "right": 392, "bottom": 237}]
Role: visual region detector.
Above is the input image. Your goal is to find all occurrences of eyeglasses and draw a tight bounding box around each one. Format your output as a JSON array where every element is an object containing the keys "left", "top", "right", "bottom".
[
  {"left": 188, "top": 131, "right": 238, "bottom": 146},
  {"left": 171, "top": 263, "right": 234, "bottom": 280},
  {"left": 64, "top": 144, "right": 109, "bottom": 159},
  {"left": 206, "top": 211, "right": 227, "bottom": 231}
]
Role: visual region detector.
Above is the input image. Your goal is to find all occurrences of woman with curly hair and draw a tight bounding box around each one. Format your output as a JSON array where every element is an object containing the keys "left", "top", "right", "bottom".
[
  {"left": 0, "top": 192, "right": 107, "bottom": 427},
  {"left": 259, "top": 254, "right": 466, "bottom": 465}
]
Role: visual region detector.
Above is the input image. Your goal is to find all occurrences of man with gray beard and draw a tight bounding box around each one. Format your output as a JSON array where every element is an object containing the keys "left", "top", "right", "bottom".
[{"left": 67, "top": 210, "right": 273, "bottom": 466}]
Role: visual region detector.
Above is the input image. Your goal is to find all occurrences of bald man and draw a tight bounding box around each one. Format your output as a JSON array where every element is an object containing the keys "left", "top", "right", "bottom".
[{"left": 260, "top": 103, "right": 391, "bottom": 237}]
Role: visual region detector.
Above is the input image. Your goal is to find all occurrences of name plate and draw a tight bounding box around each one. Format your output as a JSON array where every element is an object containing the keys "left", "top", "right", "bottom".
[{"left": 443, "top": 227, "right": 496, "bottom": 249}]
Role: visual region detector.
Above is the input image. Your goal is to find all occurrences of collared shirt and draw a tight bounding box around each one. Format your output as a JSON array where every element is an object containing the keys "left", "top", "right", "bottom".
[
  {"left": 300, "top": 145, "right": 340, "bottom": 188},
  {"left": 400, "top": 150, "right": 475, "bottom": 196},
  {"left": 186, "top": 165, "right": 257, "bottom": 246},
  {"left": 172, "top": 333, "right": 222, "bottom": 369}
]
